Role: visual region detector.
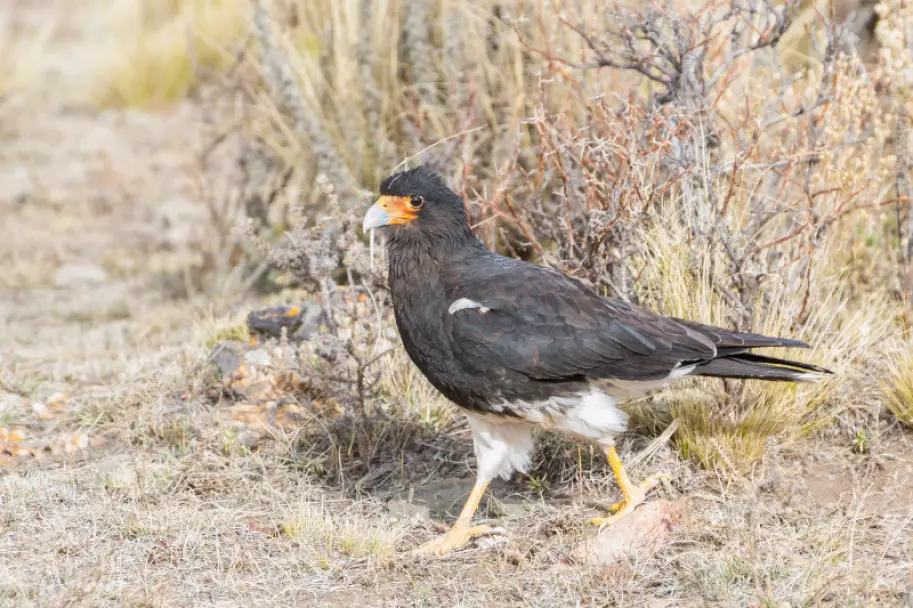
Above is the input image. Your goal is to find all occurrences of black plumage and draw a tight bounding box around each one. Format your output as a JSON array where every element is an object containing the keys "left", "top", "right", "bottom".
[{"left": 374, "top": 166, "right": 829, "bottom": 419}]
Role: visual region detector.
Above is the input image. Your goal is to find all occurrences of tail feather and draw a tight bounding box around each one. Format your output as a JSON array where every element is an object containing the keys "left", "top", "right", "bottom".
[
  {"left": 693, "top": 353, "right": 833, "bottom": 383},
  {"left": 673, "top": 318, "right": 812, "bottom": 351},
  {"left": 730, "top": 352, "right": 832, "bottom": 375}
]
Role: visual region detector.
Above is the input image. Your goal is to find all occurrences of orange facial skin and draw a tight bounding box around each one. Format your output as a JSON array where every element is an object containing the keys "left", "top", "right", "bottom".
[{"left": 375, "top": 195, "right": 421, "bottom": 225}]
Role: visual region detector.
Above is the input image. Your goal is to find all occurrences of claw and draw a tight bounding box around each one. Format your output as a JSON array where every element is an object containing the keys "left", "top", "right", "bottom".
[
  {"left": 410, "top": 524, "right": 494, "bottom": 557},
  {"left": 590, "top": 445, "right": 670, "bottom": 529}
]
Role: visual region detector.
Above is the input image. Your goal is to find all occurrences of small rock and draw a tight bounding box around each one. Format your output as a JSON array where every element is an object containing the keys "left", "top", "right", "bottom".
[
  {"left": 247, "top": 302, "right": 328, "bottom": 343},
  {"left": 386, "top": 499, "right": 431, "bottom": 523},
  {"left": 53, "top": 263, "right": 108, "bottom": 288},
  {"left": 564, "top": 500, "right": 682, "bottom": 566},
  {"left": 30, "top": 401, "right": 53, "bottom": 420},
  {"left": 64, "top": 433, "right": 89, "bottom": 453},
  {"left": 243, "top": 348, "right": 272, "bottom": 368},
  {"left": 46, "top": 392, "right": 67, "bottom": 409},
  {"left": 243, "top": 521, "right": 282, "bottom": 539},
  {"left": 293, "top": 303, "right": 329, "bottom": 341},
  {"left": 210, "top": 341, "right": 245, "bottom": 377},
  {"left": 474, "top": 528, "right": 509, "bottom": 550}
]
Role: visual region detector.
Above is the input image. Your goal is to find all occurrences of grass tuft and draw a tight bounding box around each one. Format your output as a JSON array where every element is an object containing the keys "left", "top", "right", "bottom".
[
  {"left": 283, "top": 502, "right": 403, "bottom": 562},
  {"left": 90, "top": 0, "right": 247, "bottom": 108},
  {"left": 883, "top": 343, "right": 913, "bottom": 427},
  {"left": 206, "top": 323, "right": 248, "bottom": 348}
]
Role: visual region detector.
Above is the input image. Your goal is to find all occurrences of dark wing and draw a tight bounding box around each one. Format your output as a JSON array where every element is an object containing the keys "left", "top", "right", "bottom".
[{"left": 442, "top": 258, "right": 717, "bottom": 382}]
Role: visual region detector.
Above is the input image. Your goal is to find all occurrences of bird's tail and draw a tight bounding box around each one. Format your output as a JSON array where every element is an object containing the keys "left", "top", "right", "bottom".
[{"left": 693, "top": 353, "right": 832, "bottom": 383}]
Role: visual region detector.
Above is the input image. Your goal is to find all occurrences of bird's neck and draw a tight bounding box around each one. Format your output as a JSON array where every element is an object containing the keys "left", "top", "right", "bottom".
[{"left": 386, "top": 226, "right": 487, "bottom": 280}]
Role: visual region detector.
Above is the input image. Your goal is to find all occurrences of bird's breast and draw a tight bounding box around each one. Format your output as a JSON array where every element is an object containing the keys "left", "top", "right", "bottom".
[{"left": 389, "top": 263, "right": 467, "bottom": 397}]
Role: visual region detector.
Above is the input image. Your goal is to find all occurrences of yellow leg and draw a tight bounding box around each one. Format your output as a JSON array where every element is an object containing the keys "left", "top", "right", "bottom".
[
  {"left": 411, "top": 477, "right": 494, "bottom": 557},
  {"left": 590, "top": 446, "right": 668, "bottom": 528}
]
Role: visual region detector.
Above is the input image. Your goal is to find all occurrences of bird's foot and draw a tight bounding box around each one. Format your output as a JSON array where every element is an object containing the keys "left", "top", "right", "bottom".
[
  {"left": 409, "top": 523, "right": 494, "bottom": 557},
  {"left": 590, "top": 472, "right": 670, "bottom": 529}
]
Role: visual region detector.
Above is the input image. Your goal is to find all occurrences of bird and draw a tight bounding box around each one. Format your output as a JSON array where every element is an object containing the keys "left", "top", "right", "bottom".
[{"left": 362, "top": 165, "right": 831, "bottom": 557}]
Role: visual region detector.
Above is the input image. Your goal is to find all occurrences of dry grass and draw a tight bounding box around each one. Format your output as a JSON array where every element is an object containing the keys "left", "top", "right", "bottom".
[
  {"left": 282, "top": 501, "right": 405, "bottom": 562},
  {"left": 250, "top": 0, "right": 630, "bottom": 193},
  {"left": 632, "top": 208, "right": 902, "bottom": 469},
  {"left": 884, "top": 342, "right": 913, "bottom": 427},
  {"left": 89, "top": 0, "right": 247, "bottom": 108}
]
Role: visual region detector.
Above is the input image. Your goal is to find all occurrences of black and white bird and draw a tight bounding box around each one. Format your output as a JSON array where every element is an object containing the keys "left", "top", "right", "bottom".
[{"left": 362, "top": 166, "right": 831, "bottom": 556}]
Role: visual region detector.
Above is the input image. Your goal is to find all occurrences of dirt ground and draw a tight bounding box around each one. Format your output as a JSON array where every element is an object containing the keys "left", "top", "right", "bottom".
[{"left": 1, "top": 3, "right": 912, "bottom": 607}]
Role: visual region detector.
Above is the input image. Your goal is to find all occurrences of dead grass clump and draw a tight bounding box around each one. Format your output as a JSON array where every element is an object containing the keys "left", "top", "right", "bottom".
[
  {"left": 883, "top": 342, "right": 913, "bottom": 427},
  {"left": 248, "top": 0, "right": 627, "bottom": 202},
  {"left": 90, "top": 0, "right": 247, "bottom": 108},
  {"left": 283, "top": 501, "right": 404, "bottom": 563}
]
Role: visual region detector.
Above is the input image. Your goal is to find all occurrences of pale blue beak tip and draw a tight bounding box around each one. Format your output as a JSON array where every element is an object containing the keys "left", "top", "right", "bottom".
[{"left": 362, "top": 204, "right": 391, "bottom": 233}]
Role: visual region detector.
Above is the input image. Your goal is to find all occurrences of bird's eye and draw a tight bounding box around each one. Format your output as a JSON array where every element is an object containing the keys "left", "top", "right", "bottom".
[{"left": 407, "top": 195, "right": 424, "bottom": 210}]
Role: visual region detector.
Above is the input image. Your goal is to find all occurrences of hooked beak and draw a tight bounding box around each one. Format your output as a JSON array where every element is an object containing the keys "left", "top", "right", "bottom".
[
  {"left": 362, "top": 195, "right": 418, "bottom": 234},
  {"left": 362, "top": 202, "right": 392, "bottom": 233}
]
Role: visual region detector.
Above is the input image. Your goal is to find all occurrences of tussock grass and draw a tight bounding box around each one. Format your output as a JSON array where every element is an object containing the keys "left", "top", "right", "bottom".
[
  {"left": 254, "top": 0, "right": 623, "bottom": 194},
  {"left": 627, "top": 206, "right": 898, "bottom": 471},
  {"left": 90, "top": 0, "right": 247, "bottom": 108},
  {"left": 884, "top": 343, "right": 913, "bottom": 427},
  {"left": 283, "top": 502, "right": 404, "bottom": 563}
]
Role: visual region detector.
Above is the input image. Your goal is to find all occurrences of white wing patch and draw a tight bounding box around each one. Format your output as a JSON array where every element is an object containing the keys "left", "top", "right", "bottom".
[{"left": 448, "top": 298, "right": 490, "bottom": 315}]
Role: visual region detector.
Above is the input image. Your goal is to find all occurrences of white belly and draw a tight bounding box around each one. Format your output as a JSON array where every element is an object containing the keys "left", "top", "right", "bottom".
[
  {"left": 463, "top": 367, "right": 697, "bottom": 482},
  {"left": 465, "top": 388, "right": 629, "bottom": 481}
]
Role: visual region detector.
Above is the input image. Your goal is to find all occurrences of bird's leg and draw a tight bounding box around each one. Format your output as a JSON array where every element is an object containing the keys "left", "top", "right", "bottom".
[
  {"left": 590, "top": 445, "right": 668, "bottom": 528},
  {"left": 410, "top": 476, "right": 494, "bottom": 557}
]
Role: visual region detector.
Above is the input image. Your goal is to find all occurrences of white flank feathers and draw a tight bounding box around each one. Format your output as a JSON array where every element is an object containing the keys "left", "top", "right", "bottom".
[
  {"left": 465, "top": 414, "right": 535, "bottom": 481},
  {"left": 547, "top": 389, "right": 629, "bottom": 446}
]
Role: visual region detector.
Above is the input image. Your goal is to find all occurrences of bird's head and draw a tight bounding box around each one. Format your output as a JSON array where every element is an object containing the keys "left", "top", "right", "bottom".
[{"left": 362, "top": 166, "right": 471, "bottom": 247}]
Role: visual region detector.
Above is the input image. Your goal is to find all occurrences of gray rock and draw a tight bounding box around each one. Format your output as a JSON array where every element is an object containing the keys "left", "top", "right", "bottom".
[
  {"left": 488, "top": 498, "right": 530, "bottom": 519},
  {"left": 53, "top": 263, "right": 108, "bottom": 288},
  {"left": 210, "top": 341, "right": 245, "bottom": 377},
  {"left": 246, "top": 302, "right": 328, "bottom": 343},
  {"left": 386, "top": 499, "right": 431, "bottom": 523},
  {"left": 293, "top": 302, "right": 329, "bottom": 341},
  {"left": 562, "top": 500, "right": 682, "bottom": 567}
]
